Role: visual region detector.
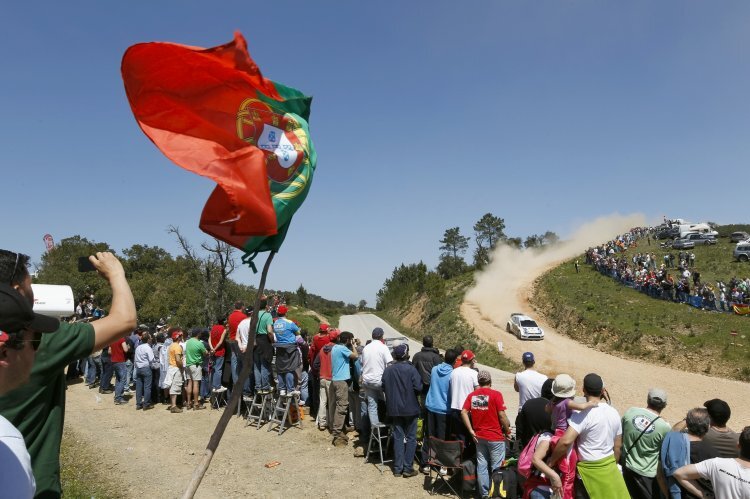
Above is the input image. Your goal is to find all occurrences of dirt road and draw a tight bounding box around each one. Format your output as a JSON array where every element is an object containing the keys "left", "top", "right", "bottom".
[{"left": 462, "top": 277, "right": 750, "bottom": 428}]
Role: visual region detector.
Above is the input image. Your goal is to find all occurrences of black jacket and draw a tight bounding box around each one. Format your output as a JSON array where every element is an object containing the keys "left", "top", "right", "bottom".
[
  {"left": 412, "top": 347, "right": 442, "bottom": 386},
  {"left": 381, "top": 361, "right": 422, "bottom": 417}
]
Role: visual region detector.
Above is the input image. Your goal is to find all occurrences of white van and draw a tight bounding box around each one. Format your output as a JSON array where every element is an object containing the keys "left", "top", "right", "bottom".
[{"left": 678, "top": 223, "right": 718, "bottom": 239}]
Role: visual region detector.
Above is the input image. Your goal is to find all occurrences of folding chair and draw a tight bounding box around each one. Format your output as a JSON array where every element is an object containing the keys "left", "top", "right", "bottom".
[{"left": 426, "top": 436, "right": 464, "bottom": 498}]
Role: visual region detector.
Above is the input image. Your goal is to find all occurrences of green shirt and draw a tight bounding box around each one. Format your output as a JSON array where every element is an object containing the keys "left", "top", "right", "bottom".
[
  {"left": 184, "top": 337, "right": 207, "bottom": 366},
  {"left": 621, "top": 407, "right": 670, "bottom": 477},
  {"left": 256, "top": 311, "right": 273, "bottom": 335},
  {"left": 0, "top": 321, "right": 95, "bottom": 498}
]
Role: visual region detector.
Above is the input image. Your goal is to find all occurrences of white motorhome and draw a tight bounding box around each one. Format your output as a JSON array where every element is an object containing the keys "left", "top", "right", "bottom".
[{"left": 678, "top": 223, "right": 718, "bottom": 238}]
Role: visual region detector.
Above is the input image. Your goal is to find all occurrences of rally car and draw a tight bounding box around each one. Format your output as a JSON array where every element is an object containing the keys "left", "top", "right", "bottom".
[{"left": 506, "top": 313, "right": 545, "bottom": 340}]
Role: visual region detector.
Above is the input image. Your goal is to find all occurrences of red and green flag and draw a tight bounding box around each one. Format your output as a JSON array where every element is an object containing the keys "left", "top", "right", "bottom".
[{"left": 121, "top": 32, "right": 316, "bottom": 270}]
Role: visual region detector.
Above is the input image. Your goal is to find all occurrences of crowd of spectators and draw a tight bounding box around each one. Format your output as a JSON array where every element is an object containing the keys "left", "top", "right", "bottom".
[{"left": 585, "top": 228, "right": 750, "bottom": 313}]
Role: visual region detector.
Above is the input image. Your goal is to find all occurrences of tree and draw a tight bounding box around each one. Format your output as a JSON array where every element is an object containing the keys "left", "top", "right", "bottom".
[
  {"left": 437, "top": 256, "right": 467, "bottom": 279},
  {"left": 296, "top": 284, "right": 309, "bottom": 307},
  {"left": 473, "top": 245, "right": 490, "bottom": 269},
  {"left": 541, "top": 231, "right": 560, "bottom": 246},
  {"left": 439, "top": 227, "right": 470, "bottom": 259},
  {"left": 358, "top": 299, "right": 367, "bottom": 311},
  {"left": 473, "top": 213, "right": 506, "bottom": 251},
  {"left": 506, "top": 237, "right": 523, "bottom": 249},
  {"left": 524, "top": 234, "right": 542, "bottom": 248}
]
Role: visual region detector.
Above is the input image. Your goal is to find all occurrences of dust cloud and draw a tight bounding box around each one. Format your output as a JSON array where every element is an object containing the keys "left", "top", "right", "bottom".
[{"left": 465, "top": 213, "right": 647, "bottom": 327}]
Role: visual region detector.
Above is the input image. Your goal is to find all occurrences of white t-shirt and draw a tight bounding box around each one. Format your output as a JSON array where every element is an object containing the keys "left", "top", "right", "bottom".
[
  {"left": 361, "top": 340, "right": 393, "bottom": 384},
  {"left": 695, "top": 458, "right": 750, "bottom": 499},
  {"left": 237, "top": 317, "right": 251, "bottom": 351},
  {"left": 568, "top": 402, "right": 622, "bottom": 462},
  {"left": 450, "top": 366, "right": 479, "bottom": 410},
  {"left": 515, "top": 369, "right": 547, "bottom": 410},
  {"left": 0, "top": 415, "right": 35, "bottom": 499}
]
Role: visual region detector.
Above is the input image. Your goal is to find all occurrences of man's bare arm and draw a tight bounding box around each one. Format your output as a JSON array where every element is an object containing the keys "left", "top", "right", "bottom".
[
  {"left": 90, "top": 253, "right": 137, "bottom": 351},
  {"left": 673, "top": 464, "right": 704, "bottom": 498},
  {"left": 614, "top": 434, "right": 623, "bottom": 462}
]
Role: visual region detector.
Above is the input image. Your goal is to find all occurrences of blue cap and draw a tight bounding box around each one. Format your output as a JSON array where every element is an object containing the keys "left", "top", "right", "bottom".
[
  {"left": 372, "top": 327, "right": 385, "bottom": 339},
  {"left": 522, "top": 352, "right": 535, "bottom": 363},
  {"left": 393, "top": 343, "right": 409, "bottom": 360}
]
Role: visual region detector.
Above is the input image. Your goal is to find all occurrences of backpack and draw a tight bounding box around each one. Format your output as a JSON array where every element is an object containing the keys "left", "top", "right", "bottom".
[
  {"left": 489, "top": 467, "right": 518, "bottom": 498},
  {"left": 461, "top": 458, "right": 477, "bottom": 492},
  {"left": 517, "top": 432, "right": 541, "bottom": 478}
]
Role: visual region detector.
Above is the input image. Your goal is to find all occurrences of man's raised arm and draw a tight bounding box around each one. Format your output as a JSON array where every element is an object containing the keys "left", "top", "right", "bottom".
[{"left": 89, "top": 252, "right": 137, "bottom": 351}]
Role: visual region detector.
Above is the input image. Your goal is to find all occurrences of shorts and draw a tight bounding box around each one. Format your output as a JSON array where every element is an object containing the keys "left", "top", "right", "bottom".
[
  {"left": 168, "top": 367, "right": 184, "bottom": 395},
  {"left": 186, "top": 365, "right": 202, "bottom": 381}
]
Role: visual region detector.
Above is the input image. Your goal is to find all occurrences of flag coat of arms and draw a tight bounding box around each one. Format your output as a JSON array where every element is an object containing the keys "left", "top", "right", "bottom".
[{"left": 122, "top": 32, "right": 316, "bottom": 262}]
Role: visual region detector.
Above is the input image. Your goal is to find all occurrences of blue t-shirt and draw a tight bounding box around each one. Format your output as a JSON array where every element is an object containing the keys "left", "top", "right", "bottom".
[
  {"left": 331, "top": 344, "right": 352, "bottom": 381},
  {"left": 272, "top": 317, "right": 299, "bottom": 344}
]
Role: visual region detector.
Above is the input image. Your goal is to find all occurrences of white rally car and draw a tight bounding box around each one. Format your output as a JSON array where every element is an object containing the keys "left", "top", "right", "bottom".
[{"left": 506, "top": 313, "right": 545, "bottom": 340}]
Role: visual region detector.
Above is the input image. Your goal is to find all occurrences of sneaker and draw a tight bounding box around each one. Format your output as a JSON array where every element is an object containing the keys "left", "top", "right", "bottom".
[
  {"left": 170, "top": 406, "right": 183, "bottom": 413},
  {"left": 392, "top": 471, "right": 402, "bottom": 478},
  {"left": 114, "top": 399, "right": 128, "bottom": 405},
  {"left": 143, "top": 404, "right": 154, "bottom": 411},
  {"left": 291, "top": 390, "right": 301, "bottom": 396},
  {"left": 420, "top": 466, "right": 431, "bottom": 474},
  {"left": 439, "top": 467, "right": 448, "bottom": 476},
  {"left": 242, "top": 395, "right": 253, "bottom": 402},
  {"left": 318, "top": 425, "right": 328, "bottom": 432},
  {"left": 279, "top": 390, "right": 287, "bottom": 397},
  {"left": 136, "top": 405, "right": 142, "bottom": 410},
  {"left": 194, "top": 404, "right": 206, "bottom": 410},
  {"left": 402, "top": 469, "right": 419, "bottom": 478},
  {"left": 99, "top": 388, "right": 113, "bottom": 394},
  {"left": 215, "top": 386, "right": 227, "bottom": 392},
  {"left": 332, "top": 437, "right": 348, "bottom": 447}
]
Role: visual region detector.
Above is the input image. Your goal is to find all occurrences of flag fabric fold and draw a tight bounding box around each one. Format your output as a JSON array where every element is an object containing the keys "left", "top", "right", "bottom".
[{"left": 122, "top": 32, "right": 315, "bottom": 264}]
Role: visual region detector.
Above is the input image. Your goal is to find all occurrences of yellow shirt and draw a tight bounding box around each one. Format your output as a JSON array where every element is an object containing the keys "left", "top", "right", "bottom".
[{"left": 168, "top": 342, "right": 182, "bottom": 368}]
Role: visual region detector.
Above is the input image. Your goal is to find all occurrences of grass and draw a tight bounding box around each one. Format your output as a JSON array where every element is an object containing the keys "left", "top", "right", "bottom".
[
  {"left": 534, "top": 236, "right": 750, "bottom": 380},
  {"left": 61, "top": 428, "right": 124, "bottom": 498}
]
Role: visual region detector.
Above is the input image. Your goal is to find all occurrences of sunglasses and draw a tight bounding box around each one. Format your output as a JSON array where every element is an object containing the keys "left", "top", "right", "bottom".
[{"left": 1, "top": 330, "right": 43, "bottom": 351}]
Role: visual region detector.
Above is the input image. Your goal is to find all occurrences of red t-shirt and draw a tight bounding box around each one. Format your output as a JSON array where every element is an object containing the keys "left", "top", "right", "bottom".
[
  {"left": 227, "top": 310, "right": 247, "bottom": 341},
  {"left": 110, "top": 338, "right": 127, "bottom": 363},
  {"left": 462, "top": 387, "right": 507, "bottom": 441},
  {"left": 209, "top": 325, "right": 226, "bottom": 357},
  {"left": 309, "top": 333, "right": 330, "bottom": 363}
]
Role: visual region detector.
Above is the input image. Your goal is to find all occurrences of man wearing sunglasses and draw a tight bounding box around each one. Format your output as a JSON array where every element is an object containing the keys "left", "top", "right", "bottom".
[
  {"left": 0, "top": 283, "right": 61, "bottom": 498},
  {"left": 0, "top": 249, "right": 136, "bottom": 498}
]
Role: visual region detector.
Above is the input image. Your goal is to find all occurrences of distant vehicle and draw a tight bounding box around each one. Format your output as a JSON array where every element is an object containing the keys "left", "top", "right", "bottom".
[
  {"left": 734, "top": 243, "right": 750, "bottom": 262},
  {"left": 683, "top": 233, "right": 717, "bottom": 245},
  {"left": 730, "top": 231, "right": 750, "bottom": 243},
  {"left": 384, "top": 336, "right": 408, "bottom": 353},
  {"left": 672, "top": 238, "right": 696, "bottom": 249},
  {"left": 678, "top": 223, "right": 718, "bottom": 239},
  {"left": 655, "top": 227, "right": 679, "bottom": 240},
  {"left": 506, "top": 313, "right": 544, "bottom": 341}
]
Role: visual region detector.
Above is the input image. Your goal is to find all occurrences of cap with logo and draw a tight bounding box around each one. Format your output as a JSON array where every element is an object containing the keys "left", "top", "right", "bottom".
[
  {"left": 0, "top": 283, "right": 59, "bottom": 337},
  {"left": 461, "top": 350, "right": 475, "bottom": 362}
]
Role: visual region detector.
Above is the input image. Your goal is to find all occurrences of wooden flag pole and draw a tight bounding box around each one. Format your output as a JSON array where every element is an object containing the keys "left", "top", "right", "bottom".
[{"left": 182, "top": 250, "right": 276, "bottom": 499}]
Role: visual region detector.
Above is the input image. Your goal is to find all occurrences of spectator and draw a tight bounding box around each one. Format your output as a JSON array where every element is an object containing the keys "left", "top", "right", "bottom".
[
  {"left": 549, "top": 373, "right": 628, "bottom": 498},
  {"left": 133, "top": 332, "right": 155, "bottom": 410},
  {"left": 252, "top": 298, "right": 275, "bottom": 394},
  {"left": 184, "top": 329, "right": 207, "bottom": 410},
  {"left": 516, "top": 378, "right": 554, "bottom": 449},
  {"left": 314, "top": 331, "right": 336, "bottom": 431},
  {"left": 330, "top": 331, "right": 358, "bottom": 447},
  {"left": 673, "top": 426, "right": 750, "bottom": 498},
  {"left": 208, "top": 318, "right": 227, "bottom": 393},
  {"left": 109, "top": 336, "right": 130, "bottom": 405},
  {"left": 461, "top": 370, "right": 511, "bottom": 499},
  {"left": 449, "top": 350, "right": 479, "bottom": 445},
  {"left": 382, "top": 343, "right": 422, "bottom": 478},
  {"left": 514, "top": 352, "right": 547, "bottom": 413},
  {"left": 297, "top": 331, "right": 310, "bottom": 405},
  {"left": 226, "top": 301, "right": 247, "bottom": 390},
  {"left": 0, "top": 283, "right": 60, "bottom": 498},
  {"left": 151, "top": 332, "right": 166, "bottom": 404},
  {"left": 272, "top": 305, "right": 300, "bottom": 396},
  {"left": 620, "top": 388, "right": 671, "bottom": 499},
  {"left": 422, "top": 349, "right": 458, "bottom": 473},
  {"left": 165, "top": 329, "right": 185, "bottom": 413},
  {"left": 0, "top": 250, "right": 136, "bottom": 497},
  {"left": 702, "top": 398, "right": 740, "bottom": 458},
  {"left": 412, "top": 335, "right": 442, "bottom": 408},
  {"left": 361, "top": 327, "right": 393, "bottom": 432},
  {"left": 549, "top": 374, "right": 597, "bottom": 436},
  {"left": 307, "top": 323, "right": 330, "bottom": 417}
]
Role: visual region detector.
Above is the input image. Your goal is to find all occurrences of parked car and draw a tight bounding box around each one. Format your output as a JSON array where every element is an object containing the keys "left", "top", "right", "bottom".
[
  {"left": 384, "top": 336, "right": 408, "bottom": 353},
  {"left": 506, "top": 313, "right": 544, "bottom": 340},
  {"left": 683, "top": 233, "right": 717, "bottom": 245},
  {"left": 672, "top": 238, "right": 695, "bottom": 249},
  {"left": 730, "top": 231, "right": 750, "bottom": 243},
  {"left": 734, "top": 243, "right": 750, "bottom": 262}
]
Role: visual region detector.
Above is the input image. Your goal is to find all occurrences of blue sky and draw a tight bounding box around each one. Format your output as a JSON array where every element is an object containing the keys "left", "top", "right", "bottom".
[{"left": 2, "top": 2, "right": 748, "bottom": 307}]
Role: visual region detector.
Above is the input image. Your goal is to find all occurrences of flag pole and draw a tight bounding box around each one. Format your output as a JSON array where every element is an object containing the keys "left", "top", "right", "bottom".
[{"left": 182, "top": 250, "right": 276, "bottom": 499}]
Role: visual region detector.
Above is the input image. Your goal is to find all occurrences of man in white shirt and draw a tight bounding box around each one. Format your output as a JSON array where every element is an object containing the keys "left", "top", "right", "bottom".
[
  {"left": 0, "top": 283, "right": 61, "bottom": 499},
  {"left": 513, "top": 351, "right": 547, "bottom": 413},
  {"left": 361, "top": 327, "right": 392, "bottom": 428},
  {"left": 449, "top": 350, "right": 478, "bottom": 444},
  {"left": 549, "top": 373, "right": 629, "bottom": 498}
]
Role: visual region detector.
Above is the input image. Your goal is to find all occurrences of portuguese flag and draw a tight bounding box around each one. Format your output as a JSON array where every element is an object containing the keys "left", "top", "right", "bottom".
[{"left": 122, "top": 32, "right": 316, "bottom": 267}]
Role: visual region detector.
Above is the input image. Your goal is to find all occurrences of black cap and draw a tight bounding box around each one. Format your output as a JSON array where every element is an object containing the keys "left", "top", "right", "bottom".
[
  {"left": 0, "top": 284, "right": 59, "bottom": 335},
  {"left": 583, "top": 373, "right": 603, "bottom": 393}
]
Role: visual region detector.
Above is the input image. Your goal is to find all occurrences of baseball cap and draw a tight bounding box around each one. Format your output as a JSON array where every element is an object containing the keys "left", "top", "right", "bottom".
[
  {"left": 522, "top": 352, "right": 535, "bottom": 363},
  {"left": 704, "top": 399, "right": 731, "bottom": 421},
  {"left": 319, "top": 323, "right": 329, "bottom": 333},
  {"left": 277, "top": 305, "right": 288, "bottom": 315},
  {"left": 328, "top": 329, "right": 340, "bottom": 341},
  {"left": 0, "top": 283, "right": 59, "bottom": 335},
  {"left": 461, "top": 350, "right": 475, "bottom": 362},
  {"left": 551, "top": 374, "right": 576, "bottom": 398},
  {"left": 648, "top": 388, "right": 668, "bottom": 405},
  {"left": 583, "top": 373, "right": 603, "bottom": 393},
  {"left": 393, "top": 343, "right": 409, "bottom": 360},
  {"left": 478, "top": 370, "right": 492, "bottom": 384},
  {"left": 171, "top": 330, "right": 182, "bottom": 340},
  {"left": 372, "top": 327, "right": 384, "bottom": 339}
]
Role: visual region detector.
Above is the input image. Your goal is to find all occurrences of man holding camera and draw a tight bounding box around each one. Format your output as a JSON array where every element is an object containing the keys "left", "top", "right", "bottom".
[
  {"left": 329, "top": 331, "right": 358, "bottom": 447},
  {"left": 0, "top": 249, "right": 136, "bottom": 498}
]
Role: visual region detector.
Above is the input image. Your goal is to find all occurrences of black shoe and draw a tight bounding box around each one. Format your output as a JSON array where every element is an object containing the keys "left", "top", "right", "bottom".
[
  {"left": 402, "top": 469, "right": 419, "bottom": 478},
  {"left": 99, "top": 388, "right": 113, "bottom": 394},
  {"left": 392, "top": 471, "right": 402, "bottom": 478},
  {"left": 143, "top": 404, "right": 154, "bottom": 411}
]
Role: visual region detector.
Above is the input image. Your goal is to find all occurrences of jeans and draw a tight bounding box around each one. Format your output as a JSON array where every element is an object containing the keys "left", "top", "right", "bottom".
[
  {"left": 529, "top": 489, "right": 552, "bottom": 499},
  {"left": 299, "top": 370, "right": 309, "bottom": 403},
  {"left": 100, "top": 354, "right": 113, "bottom": 390},
  {"left": 134, "top": 366, "right": 152, "bottom": 407},
  {"left": 391, "top": 415, "right": 418, "bottom": 474},
  {"left": 85, "top": 355, "right": 102, "bottom": 385},
  {"left": 211, "top": 355, "right": 224, "bottom": 389},
  {"left": 113, "top": 362, "right": 128, "bottom": 402},
  {"left": 422, "top": 410, "right": 448, "bottom": 465},
  {"left": 125, "top": 359, "right": 133, "bottom": 389},
  {"left": 359, "top": 390, "right": 371, "bottom": 444},
  {"left": 362, "top": 382, "right": 384, "bottom": 427},
  {"left": 253, "top": 349, "right": 271, "bottom": 391},
  {"left": 476, "top": 439, "right": 505, "bottom": 497},
  {"left": 277, "top": 372, "right": 295, "bottom": 392}
]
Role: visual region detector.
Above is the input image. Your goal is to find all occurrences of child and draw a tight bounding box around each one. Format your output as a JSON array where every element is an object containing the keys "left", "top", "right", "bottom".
[{"left": 547, "top": 374, "right": 598, "bottom": 436}]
